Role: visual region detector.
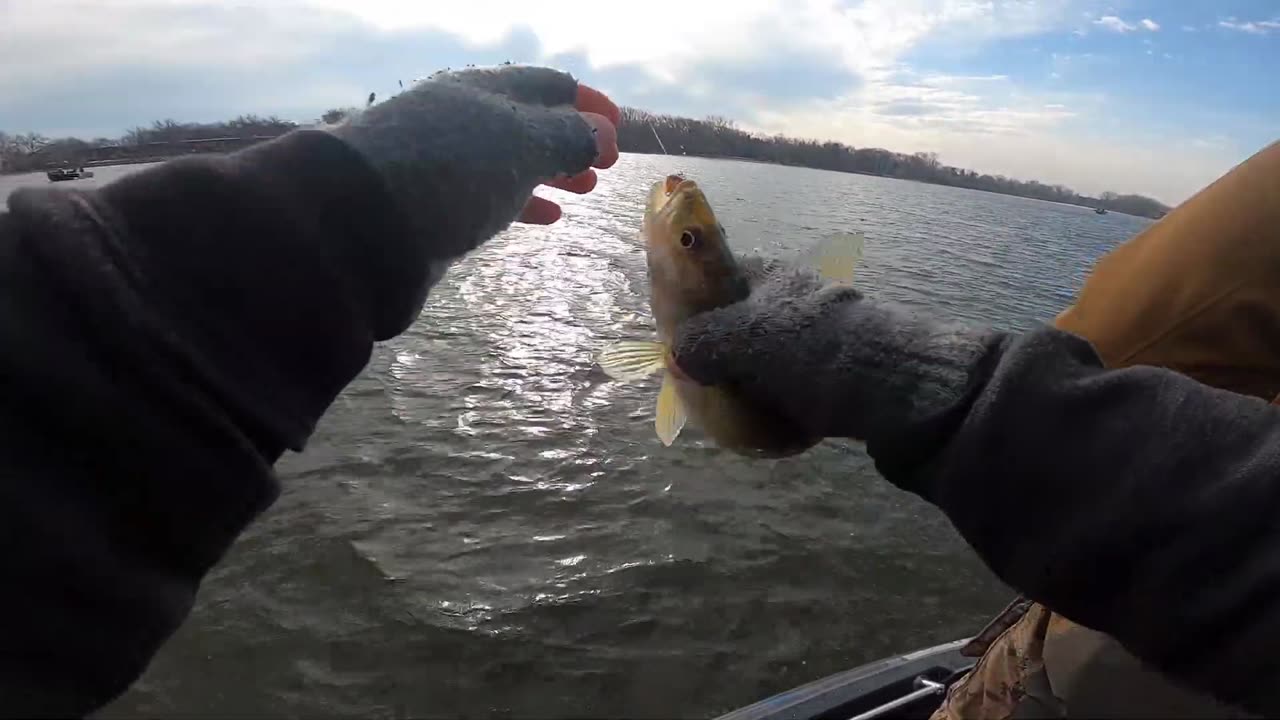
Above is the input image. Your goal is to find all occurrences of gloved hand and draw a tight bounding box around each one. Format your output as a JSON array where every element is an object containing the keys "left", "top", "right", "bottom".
[
  {"left": 329, "top": 64, "right": 620, "bottom": 319},
  {"left": 670, "top": 259, "right": 1004, "bottom": 455}
]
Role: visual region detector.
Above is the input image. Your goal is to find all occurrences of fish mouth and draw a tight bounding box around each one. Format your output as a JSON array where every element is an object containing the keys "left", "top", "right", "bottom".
[
  {"left": 647, "top": 174, "right": 699, "bottom": 214},
  {"left": 664, "top": 174, "right": 695, "bottom": 194}
]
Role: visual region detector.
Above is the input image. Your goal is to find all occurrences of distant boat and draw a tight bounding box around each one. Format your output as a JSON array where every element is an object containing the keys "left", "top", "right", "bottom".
[
  {"left": 1095, "top": 207, "right": 1108, "bottom": 215},
  {"left": 47, "top": 167, "right": 95, "bottom": 182}
]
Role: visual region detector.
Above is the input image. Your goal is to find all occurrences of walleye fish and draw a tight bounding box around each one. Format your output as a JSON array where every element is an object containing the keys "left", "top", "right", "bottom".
[{"left": 597, "top": 174, "right": 863, "bottom": 458}]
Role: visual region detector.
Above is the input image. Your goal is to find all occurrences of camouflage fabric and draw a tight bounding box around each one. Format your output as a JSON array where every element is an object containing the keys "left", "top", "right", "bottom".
[
  {"left": 931, "top": 602, "right": 1060, "bottom": 720},
  {"left": 933, "top": 603, "right": 1256, "bottom": 720},
  {"left": 932, "top": 140, "right": 1280, "bottom": 720}
]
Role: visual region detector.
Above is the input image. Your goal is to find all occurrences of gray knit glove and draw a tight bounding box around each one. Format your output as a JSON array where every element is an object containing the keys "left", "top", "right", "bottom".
[
  {"left": 329, "top": 65, "right": 605, "bottom": 310},
  {"left": 671, "top": 260, "right": 1004, "bottom": 447}
]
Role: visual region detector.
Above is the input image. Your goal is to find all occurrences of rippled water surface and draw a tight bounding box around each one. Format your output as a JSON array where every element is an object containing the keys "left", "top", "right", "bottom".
[{"left": 3, "top": 156, "right": 1152, "bottom": 717}]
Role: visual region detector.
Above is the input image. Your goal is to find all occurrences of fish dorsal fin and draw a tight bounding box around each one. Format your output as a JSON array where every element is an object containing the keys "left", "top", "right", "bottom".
[
  {"left": 655, "top": 372, "right": 688, "bottom": 446},
  {"left": 598, "top": 340, "right": 667, "bottom": 382},
  {"left": 806, "top": 231, "right": 865, "bottom": 285}
]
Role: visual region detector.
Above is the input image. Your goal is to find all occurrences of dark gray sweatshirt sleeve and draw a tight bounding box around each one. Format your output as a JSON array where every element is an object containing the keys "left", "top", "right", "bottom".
[
  {"left": 878, "top": 326, "right": 1280, "bottom": 716},
  {"left": 0, "top": 102, "right": 592, "bottom": 720},
  {"left": 0, "top": 132, "right": 405, "bottom": 715},
  {"left": 673, "top": 275, "right": 1280, "bottom": 716},
  {"left": 0, "top": 66, "right": 598, "bottom": 715}
]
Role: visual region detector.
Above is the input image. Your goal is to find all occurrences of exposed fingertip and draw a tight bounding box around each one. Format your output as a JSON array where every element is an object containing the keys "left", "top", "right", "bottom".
[
  {"left": 577, "top": 84, "right": 621, "bottom": 126},
  {"left": 519, "top": 195, "right": 562, "bottom": 225},
  {"left": 581, "top": 112, "right": 620, "bottom": 169},
  {"left": 549, "top": 169, "right": 598, "bottom": 194}
]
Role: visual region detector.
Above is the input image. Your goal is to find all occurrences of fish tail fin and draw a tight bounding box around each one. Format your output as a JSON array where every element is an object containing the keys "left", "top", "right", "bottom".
[{"left": 655, "top": 371, "right": 688, "bottom": 446}]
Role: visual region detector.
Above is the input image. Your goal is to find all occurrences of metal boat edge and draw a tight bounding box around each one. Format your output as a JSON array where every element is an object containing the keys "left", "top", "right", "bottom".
[{"left": 715, "top": 638, "right": 975, "bottom": 720}]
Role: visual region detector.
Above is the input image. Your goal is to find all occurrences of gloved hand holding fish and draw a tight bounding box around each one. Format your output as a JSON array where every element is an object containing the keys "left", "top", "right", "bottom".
[
  {"left": 671, "top": 272, "right": 998, "bottom": 451},
  {"left": 600, "top": 174, "right": 996, "bottom": 459}
]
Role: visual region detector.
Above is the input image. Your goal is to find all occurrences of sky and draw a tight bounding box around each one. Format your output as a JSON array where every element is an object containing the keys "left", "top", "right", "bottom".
[{"left": 2, "top": 1, "right": 1278, "bottom": 205}]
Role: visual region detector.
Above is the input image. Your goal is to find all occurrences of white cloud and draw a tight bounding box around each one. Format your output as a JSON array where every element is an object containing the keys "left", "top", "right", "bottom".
[
  {"left": 0, "top": 0, "right": 1252, "bottom": 204},
  {"left": 1093, "top": 15, "right": 1159, "bottom": 33},
  {"left": 746, "top": 72, "right": 1095, "bottom": 196},
  {"left": 0, "top": 0, "right": 1094, "bottom": 93},
  {"left": 291, "top": 0, "right": 1094, "bottom": 83},
  {"left": 0, "top": 1, "right": 348, "bottom": 96},
  {"left": 736, "top": 50, "right": 1258, "bottom": 205},
  {"left": 752, "top": 88, "right": 1240, "bottom": 204},
  {"left": 1095, "top": 15, "right": 1136, "bottom": 32},
  {"left": 1218, "top": 17, "right": 1280, "bottom": 35}
]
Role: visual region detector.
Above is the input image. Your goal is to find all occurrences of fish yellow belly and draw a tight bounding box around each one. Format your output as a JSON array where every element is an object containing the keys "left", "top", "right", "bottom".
[{"left": 672, "top": 375, "right": 820, "bottom": 458}]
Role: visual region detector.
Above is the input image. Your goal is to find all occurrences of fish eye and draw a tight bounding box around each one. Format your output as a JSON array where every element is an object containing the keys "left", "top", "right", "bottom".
[{"left": 680, "top": 228, "right": 702, "bottom": 249}]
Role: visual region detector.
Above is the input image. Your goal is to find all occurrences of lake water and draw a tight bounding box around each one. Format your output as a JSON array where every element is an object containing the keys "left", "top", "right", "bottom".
[{"left": 2, "top": 155, "right": 1152, "bottom": 717}]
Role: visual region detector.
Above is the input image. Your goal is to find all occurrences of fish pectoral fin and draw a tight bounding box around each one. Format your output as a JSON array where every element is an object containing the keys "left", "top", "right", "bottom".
[
  {"left": 598, "top": 340, "right": 668, "bottom": 382},
  {"left": 655, "top": 372, "right": 688, "bottom": 447},
  {"left": 809, "top": 231, "right": 865, "bottom": 285}
]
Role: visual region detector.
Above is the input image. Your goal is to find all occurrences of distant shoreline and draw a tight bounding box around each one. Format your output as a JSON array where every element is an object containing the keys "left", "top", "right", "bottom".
[
  {"left": 1, "top": 157, "right": 171, "bottom": 175},
  {"left": 625, "top": 150, "right": 1162, "bottom": 220},
  {"left": 0, "top": 129, "right": 288, "bottom": 177},
  {"left": 615, "top": 109, "right": 1170, "bottom": 220},
  {"left": 3, "top": 124, "right": 1166, "bottom": 221}
]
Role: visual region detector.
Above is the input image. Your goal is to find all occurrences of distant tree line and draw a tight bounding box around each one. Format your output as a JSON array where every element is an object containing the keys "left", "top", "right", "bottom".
[
  {"left": 3, "top": 103, "right": 1169, "bottom": 219},
  {"left": 615, "top": 107, "right": 1170, "bottom": 219},
  {"left": 0, "top": 115, "right": 298, "bottom": 173}
]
